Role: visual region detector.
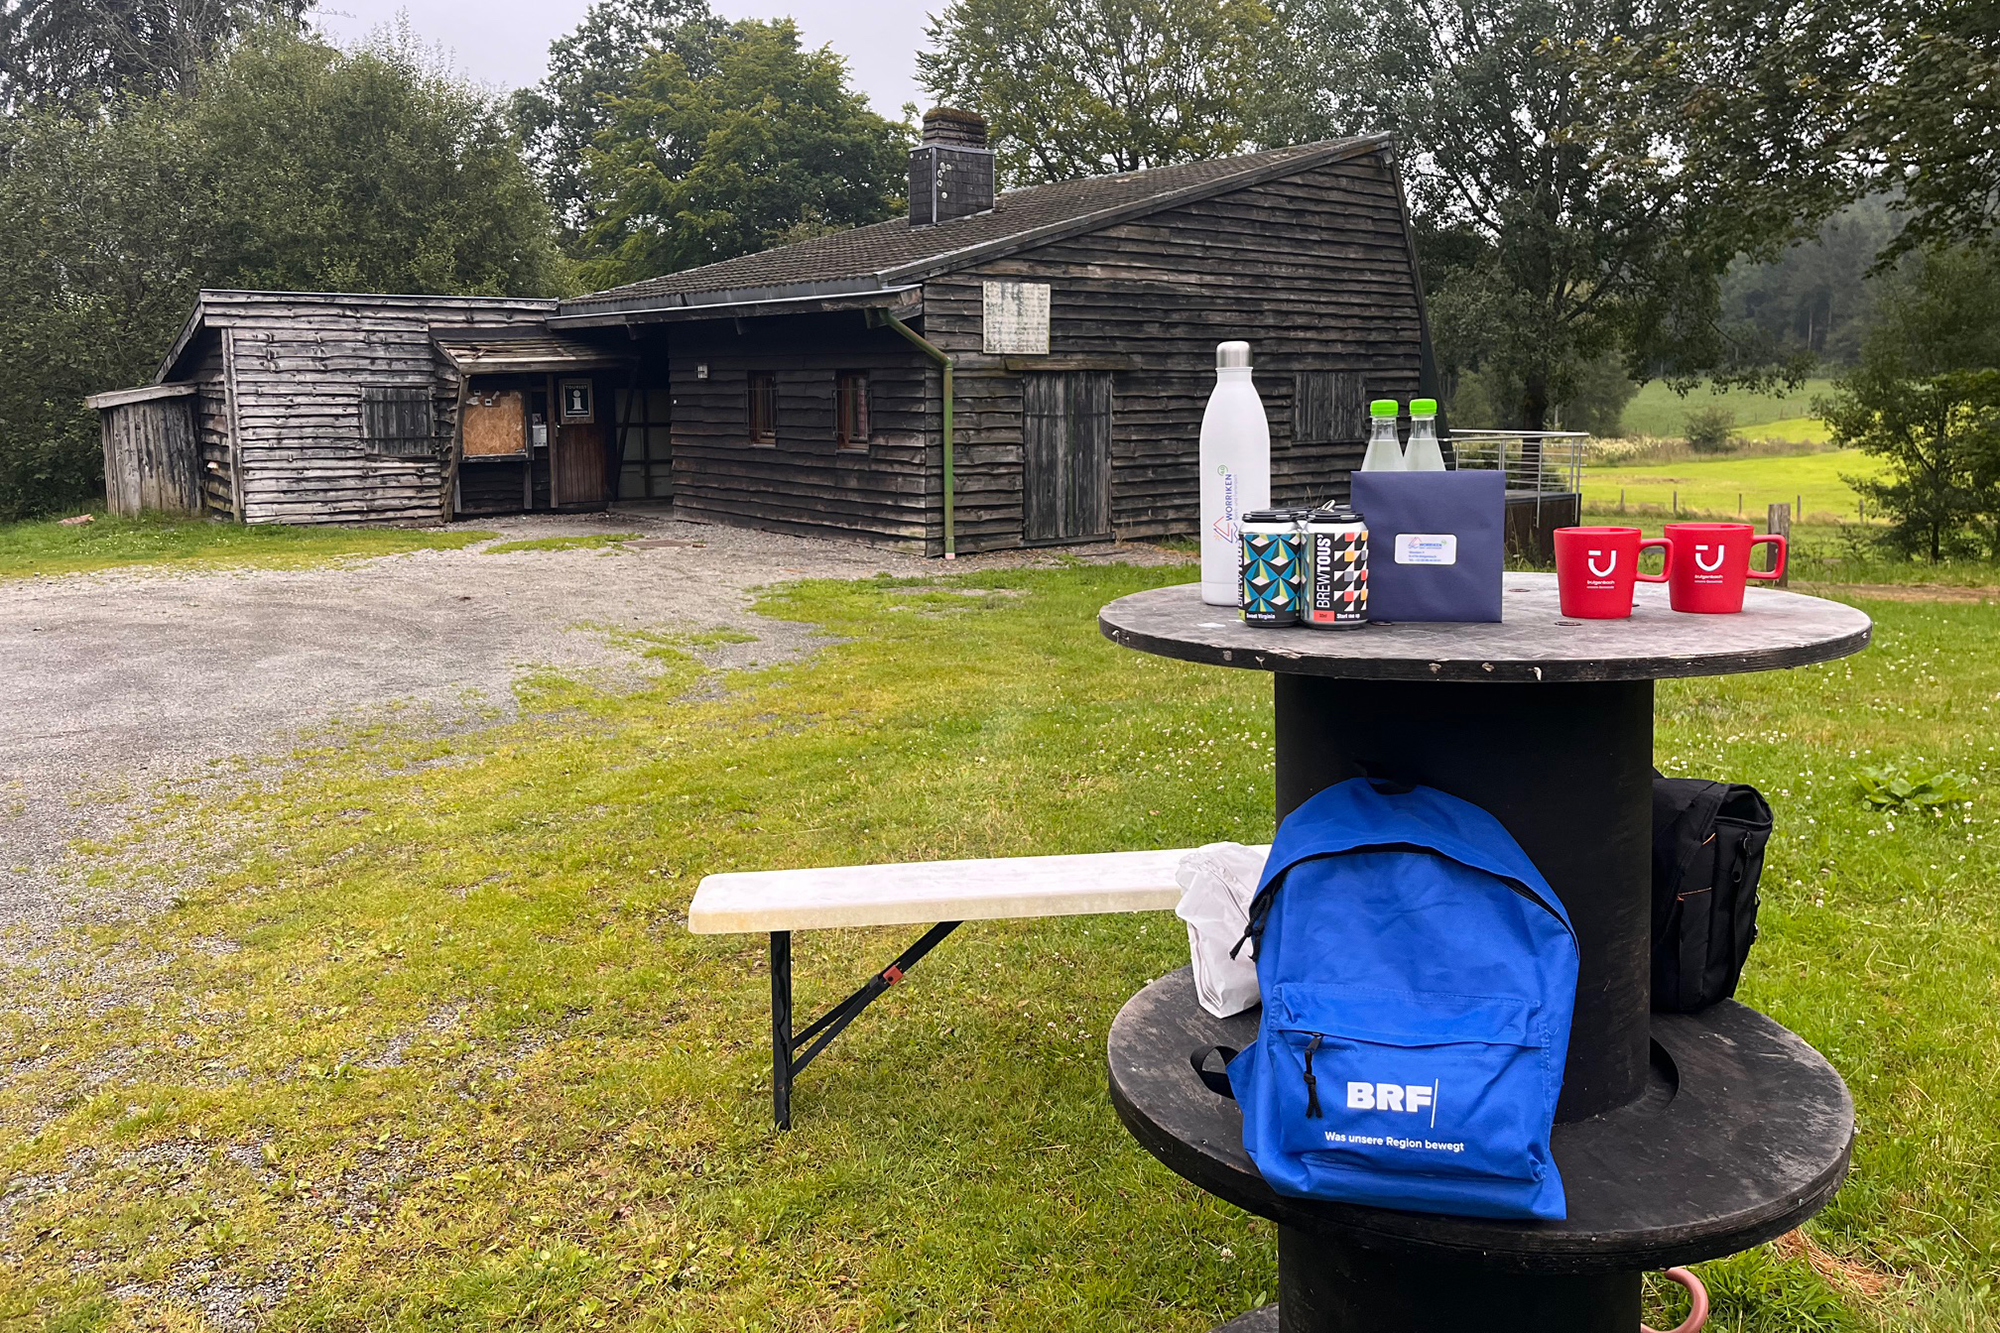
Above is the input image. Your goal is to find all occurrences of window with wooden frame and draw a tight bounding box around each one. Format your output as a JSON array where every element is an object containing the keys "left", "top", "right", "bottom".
[
  {"left": 360, "top": 385, "right": 436, "bottom": 457},
  {"left": 835, "top": 372, "right": 870, "bottom": 450},
  {"left": 747, "top": 372, "right": 777, "bottom": 445}
]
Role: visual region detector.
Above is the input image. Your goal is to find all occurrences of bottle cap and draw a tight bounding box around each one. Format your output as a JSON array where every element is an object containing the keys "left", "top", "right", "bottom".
[
  {"left": 1240, "top": 509, "right": 1295, "bottom": 525},
  {"left": 1305, "top": 505, "right": 1360, "bottom": 523},
  {"left": 1410, "top": 398, "right": 1438, "bottom": 415},
  {"left": 1216, "top": 341, "right": 1252, "bottom": 369},
  {"left": 1369, "top": 399, "right": 1399, "bottom": 418}
]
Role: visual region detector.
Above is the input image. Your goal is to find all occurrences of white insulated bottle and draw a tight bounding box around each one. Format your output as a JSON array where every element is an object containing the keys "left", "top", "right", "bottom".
[{"left": 1199, "top": 341, "right": 1271, "bottom": 605}]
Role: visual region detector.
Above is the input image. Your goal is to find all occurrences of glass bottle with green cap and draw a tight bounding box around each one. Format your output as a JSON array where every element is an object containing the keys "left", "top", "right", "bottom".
[
  {"left": 1404, "top": 396, "right": 1446, "bottom": 471},
  {"left": 1359, "top": 398, "right": 1407, "bottom": 471}
]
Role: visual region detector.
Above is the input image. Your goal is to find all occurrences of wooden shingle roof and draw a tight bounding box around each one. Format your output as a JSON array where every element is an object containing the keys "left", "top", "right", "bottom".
[{"left": 558, "top": 135, "right": 1393, "bottom": 320}]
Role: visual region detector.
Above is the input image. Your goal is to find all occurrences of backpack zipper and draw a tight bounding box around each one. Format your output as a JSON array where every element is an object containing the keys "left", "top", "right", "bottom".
[{"left": 1302, "top": 1034, "right": 1323, "bottom": 1117}]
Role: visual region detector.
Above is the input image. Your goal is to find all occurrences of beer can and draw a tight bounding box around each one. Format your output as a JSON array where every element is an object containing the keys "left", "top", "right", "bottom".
[
  {"left": 1303, "top": 506, "right": 1369, "bottom": 630},
  {"left": 1239, "top": 509, "right": 1303, "bottom": 627}
]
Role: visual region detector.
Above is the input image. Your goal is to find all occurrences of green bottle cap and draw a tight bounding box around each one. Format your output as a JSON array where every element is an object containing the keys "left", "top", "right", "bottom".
[
  {"left": 1369, "top": 399, "right": 1399, "bottom": 418},
  {"left": 1410, "top": 398, "right": 1438, "bottom": 415}
]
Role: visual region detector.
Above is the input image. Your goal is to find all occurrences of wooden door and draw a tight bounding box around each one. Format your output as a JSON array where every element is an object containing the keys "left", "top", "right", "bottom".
[
  {"left": 554, "top": 422, "right": 606, "bottom": 506},
  {"left": 1022, "top": 372, "right": 1112, "bottom": 542}
]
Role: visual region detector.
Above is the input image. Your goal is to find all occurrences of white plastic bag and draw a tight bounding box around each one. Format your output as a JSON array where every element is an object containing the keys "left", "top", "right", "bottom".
[{"left": 1174, "top": 842, "right": 1268, "bottom": 1018}]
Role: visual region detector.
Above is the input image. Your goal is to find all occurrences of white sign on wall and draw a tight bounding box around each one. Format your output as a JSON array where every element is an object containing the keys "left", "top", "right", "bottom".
[{"left": 982, "top": 280, "right": 1051, "bottom": 355}]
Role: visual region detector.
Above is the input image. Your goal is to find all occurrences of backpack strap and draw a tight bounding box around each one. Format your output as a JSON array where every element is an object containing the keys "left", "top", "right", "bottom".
[{"left": 1190, "top": 1046, "right": 1239, "bottom": 1099}]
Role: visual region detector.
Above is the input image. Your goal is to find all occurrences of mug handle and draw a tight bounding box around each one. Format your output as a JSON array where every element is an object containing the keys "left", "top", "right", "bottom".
[
  {"left": 1636, "top": 537, "right": 1673, "bottom": 583},
  {"left": 1747, "top": 535, "right": 1787, "bottom": 582}
]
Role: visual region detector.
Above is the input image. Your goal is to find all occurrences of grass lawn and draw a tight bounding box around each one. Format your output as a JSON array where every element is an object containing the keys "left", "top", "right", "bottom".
[
  {"left": 1737, "top": 416, "right": 1834, "bottom": 445},
  {"left": 3, "top": 560, "right": 1997, "bottom": 1330},
  {"left": 1584, "top": 449, "right": 1889, "bottom": 523},
  {"left": 1621, "top": 379, "right": 1837, "bottom": 438},
  {"left": 0, "top": 513, "right": 496, "bottom": 581}
]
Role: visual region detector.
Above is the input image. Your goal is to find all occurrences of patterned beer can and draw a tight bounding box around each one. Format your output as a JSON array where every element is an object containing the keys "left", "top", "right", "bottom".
[
  {"left": 1239, "top": 509, "right": 1303, "bottom": 627},
  {"left": 1303, "top": 506, "right": 1369, "bottom": 630}
]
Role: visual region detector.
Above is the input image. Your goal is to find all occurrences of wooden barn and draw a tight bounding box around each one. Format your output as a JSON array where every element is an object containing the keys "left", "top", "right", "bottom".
[
  {"left": 548, "top": 114, "right": 1440, "bottom": 555},
  {"left": 91, "top": 117, "right": 1443, "bottom": 550},
  {"left": 87, "top": 291, "right": 659, "bottom": 526}
]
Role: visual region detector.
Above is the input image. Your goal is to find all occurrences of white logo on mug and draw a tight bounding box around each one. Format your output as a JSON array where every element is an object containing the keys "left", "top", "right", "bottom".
[
  {"left": 1587, "top": 550, "right": 1617, "bottom": 578},
  {"left": 1695, "top": 545, "right": 1725, "bottom": 574}
]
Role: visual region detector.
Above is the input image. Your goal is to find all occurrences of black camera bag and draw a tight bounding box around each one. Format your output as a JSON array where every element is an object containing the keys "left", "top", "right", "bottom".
[{"left": 1651, "top": 774, "right": 1773, "bottom": 1012}]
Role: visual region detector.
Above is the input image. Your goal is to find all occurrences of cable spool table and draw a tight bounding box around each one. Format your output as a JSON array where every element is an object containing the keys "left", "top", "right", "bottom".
[{"left": 1097, "top": 573, "right": 1872, "bottom": 1333}]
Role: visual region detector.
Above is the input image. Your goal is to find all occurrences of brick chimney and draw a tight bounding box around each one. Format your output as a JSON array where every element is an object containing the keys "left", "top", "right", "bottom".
[{"left": 909, "top": 107, "right": 996, "bottom": 226}]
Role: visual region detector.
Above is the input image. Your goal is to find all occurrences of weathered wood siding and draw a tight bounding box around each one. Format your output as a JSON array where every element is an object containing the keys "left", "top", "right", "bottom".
[
  {"left": 207, "top": 294, "right": 552, "bottom": 525},
  {"left": 101, "top": 394, "right": 202, "bottom": 517},
  {"left": 661, "top": 316, "right": 938, "bottom": 547},
  {"left": 920, "top": 150, "right": 1429, "bottom": 551}
]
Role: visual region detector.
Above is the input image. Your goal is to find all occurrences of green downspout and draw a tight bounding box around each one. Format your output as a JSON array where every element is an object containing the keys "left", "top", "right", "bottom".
[{"left": 877, "top": 310, "right": 956, "bottom": 558}]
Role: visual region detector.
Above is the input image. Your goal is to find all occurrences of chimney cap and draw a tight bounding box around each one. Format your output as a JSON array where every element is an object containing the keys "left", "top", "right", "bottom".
[{"left": 921, "top": 106, "right": 989, "bottom": 148}]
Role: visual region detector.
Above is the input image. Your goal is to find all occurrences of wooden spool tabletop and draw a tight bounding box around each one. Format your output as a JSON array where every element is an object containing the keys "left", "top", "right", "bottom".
[
  {"left": 1110, "top": 969, "right": 1853, "bottom": 1274},
  {"left": 1099, "top": 574, "right": 1871, "bottom": 684}
]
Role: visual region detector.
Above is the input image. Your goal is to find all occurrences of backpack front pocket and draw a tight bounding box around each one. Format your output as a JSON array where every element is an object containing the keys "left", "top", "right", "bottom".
[{"left": 1264, "top": 982, "right": 1553, "bottom": 1187}]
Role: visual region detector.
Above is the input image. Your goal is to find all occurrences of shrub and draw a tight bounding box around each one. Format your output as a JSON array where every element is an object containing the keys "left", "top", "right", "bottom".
[{"left": 1683, "top": 405, "right": 1738, "bottom": 454}]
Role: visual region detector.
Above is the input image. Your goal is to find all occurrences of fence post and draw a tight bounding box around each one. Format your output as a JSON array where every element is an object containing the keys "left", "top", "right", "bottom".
[
  {"left": 1673, "top": 490, "right": 1679, "bottom": 517},
  {"left": 1738, "top": 492, "right": 1744, "bottom": 516},
  {"left": 1767, "top": 502, "right": 1791, "bottom": 587}
]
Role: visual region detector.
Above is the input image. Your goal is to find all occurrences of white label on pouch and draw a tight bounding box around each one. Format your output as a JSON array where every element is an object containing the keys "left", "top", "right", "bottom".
[{"left": 1395, "top": 533, "right": 1458, "bottom": 566}]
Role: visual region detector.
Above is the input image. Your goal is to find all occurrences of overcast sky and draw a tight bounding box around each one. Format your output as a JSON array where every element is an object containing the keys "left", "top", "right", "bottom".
[{"left": 313, "top": 0, "right": 939, "bottom": 116}]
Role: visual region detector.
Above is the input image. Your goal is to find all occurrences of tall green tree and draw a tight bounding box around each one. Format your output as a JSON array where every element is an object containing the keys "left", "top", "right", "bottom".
[
  {"left": 917, "top": 0, "right": 1277, "bottom": 185},
  {"left": 0, "top": 0, "right": 311, "bottom": 112},
  {"left": 0, "top": 25, "right": 569, "bottom": 520},
  {"left": 186, "top": 25, "right": 569, "bottom": 295},
  {"left": 580, "top": 19, "right": 907, "bottom": 289},
  {"left": 1822, "top": 247, "right": 2000, "bottom": 560},
  {"left": 1281, "top": 0, "right": 1862, "bottom": 429},
  {"left": 510, "top": 0, "right": 722, "bottom": 242},
  {"left": 1858, "top": 0, "right": 2000, "bottom": 258}
]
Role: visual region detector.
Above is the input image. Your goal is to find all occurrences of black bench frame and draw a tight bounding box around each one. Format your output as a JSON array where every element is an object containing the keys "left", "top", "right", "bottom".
[{"left": 768, "top": 922, "right": 962, "bottom": 1129}]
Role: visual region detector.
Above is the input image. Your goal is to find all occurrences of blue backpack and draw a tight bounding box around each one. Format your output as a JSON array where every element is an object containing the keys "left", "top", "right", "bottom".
[{"left": 1225, "top": 778, "right": 1578, "bottom": 1221}]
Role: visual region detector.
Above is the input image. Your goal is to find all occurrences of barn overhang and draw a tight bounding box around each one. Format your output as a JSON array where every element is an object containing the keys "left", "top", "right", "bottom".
[
  {"left": 431, "top": 327, "right": 638, "bottom": 375},
  {"left": 545, "top": 283, "right": 922, "bottom": 331}
]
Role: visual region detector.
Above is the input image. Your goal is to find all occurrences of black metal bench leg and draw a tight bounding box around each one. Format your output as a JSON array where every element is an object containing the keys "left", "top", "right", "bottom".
[
  {"left": 766, "top": 921, "right": 961, "bottom": 1130},
  {"left": 771, "top": 930, "right": 793, "bottom": 1131}
]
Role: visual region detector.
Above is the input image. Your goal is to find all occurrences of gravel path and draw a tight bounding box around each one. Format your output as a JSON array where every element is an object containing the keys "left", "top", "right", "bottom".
[{"left": 0, "top": 513, "right": 1181, "bottom": 974}]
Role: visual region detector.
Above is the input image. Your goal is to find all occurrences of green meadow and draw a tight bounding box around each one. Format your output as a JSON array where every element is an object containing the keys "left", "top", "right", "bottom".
[{"left": 1620, "top": 379, "right": 1838, "bottom": 440}]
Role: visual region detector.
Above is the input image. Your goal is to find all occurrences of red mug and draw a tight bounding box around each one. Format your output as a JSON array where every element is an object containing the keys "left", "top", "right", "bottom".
[
  {"left": 1664, "top": 523, "right": 1787, "bottom": 613},
  {"left": 1554, "top": 526, "right": 1673, "bottom": 618}
]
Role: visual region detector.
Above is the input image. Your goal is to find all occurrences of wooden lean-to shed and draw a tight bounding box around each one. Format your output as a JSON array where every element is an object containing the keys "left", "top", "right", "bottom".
[
  {"left": 548, "top": 114, "right": 1443, "bottom": 555},
  {"left": 92, "top": 291, "right": 649, "bottom": 525}
]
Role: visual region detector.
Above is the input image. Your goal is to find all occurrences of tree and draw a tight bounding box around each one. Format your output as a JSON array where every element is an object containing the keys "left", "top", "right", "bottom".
[
  {"left": 1857, "top": 0, "right": 2000, "bottom": 258},
  {"left": 1281, "top": 0, "right": 1863, "bottom": 430},
  {"left": 185, "top": 25, "right": 569, "bottom": 295},
  {"left": 0, "top": 0, "right": 310, "bottom": 113},
  {"left": 917, "top": 0, "right": 1277, "bottom": 185},
  {"left": 1719, "top": 196, "right": 1895, "bottom": 366},
  {"left": 1821, "top": 247, "right": 2000, "bottom": 560},
  {"left": 0, "top": 25, "right": 569, "bottom": 520},
  {"left": 580, "top": 19, "right": 907, "bottom": 289},
  {"left": 509, "top": 0, "right": 722, "bottom": 242}
]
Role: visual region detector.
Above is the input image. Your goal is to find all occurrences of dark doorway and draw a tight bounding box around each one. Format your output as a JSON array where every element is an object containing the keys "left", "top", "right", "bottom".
[{"left": 1022, "top": 371, "right": 1112, "bottom": 542}]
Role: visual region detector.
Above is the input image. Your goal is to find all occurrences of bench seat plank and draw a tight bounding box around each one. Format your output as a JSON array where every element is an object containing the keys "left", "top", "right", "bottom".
[{"left": 688, "top": 846, "right": 1269, "bottom": 935}]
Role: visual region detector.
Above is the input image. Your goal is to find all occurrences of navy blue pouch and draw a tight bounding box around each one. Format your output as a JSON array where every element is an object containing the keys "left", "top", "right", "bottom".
[{"left": 1351, "top": 471, "right": 1504, "bottom": 623}]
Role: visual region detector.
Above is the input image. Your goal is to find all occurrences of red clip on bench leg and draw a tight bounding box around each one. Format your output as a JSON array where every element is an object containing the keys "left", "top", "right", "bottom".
[
  {"left": 882, "top": 964, "right": 904, "bottom": 985},
  {"left": 1641, "top": 1267, "right": 1709, "bottom": 1333}
]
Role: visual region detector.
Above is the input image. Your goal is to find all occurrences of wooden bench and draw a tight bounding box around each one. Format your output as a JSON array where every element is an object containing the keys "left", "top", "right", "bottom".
[{"left": 690, "top": 847, "right": 1267, "bottom": 1128}]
